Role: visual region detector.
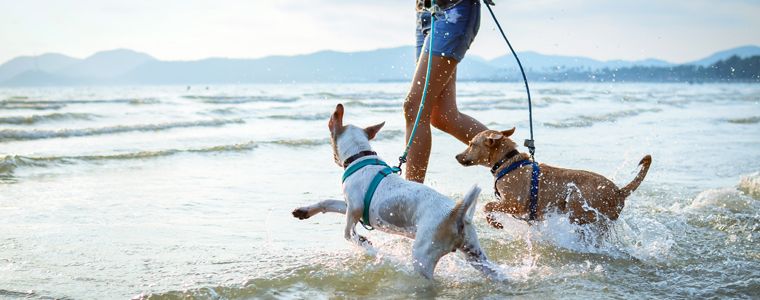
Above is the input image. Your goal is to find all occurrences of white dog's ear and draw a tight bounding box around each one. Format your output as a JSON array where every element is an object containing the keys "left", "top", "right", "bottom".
[
  {"left": 452, "top": 185, "right": 481, "bottom": 228},
  {"left": 363, "top": 121, "right": 385, "bottom": 140},
  {"left": 501, "top": 127, "right": 516, "bottom": 137},
  {"left": 329, "top": 103, "right": 344, "bottom": 133}
]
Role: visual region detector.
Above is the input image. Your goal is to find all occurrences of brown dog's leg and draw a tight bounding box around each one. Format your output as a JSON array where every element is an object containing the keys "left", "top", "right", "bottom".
[{"left": 484, "top": 202, "right": 505, "bottom": 229}]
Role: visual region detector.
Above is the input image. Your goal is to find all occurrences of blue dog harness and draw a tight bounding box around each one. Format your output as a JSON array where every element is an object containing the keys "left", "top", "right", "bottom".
[
  {"left": 491, "top": 150, "right": 541, "bottom": 221},
  {"left": 342, "top": 152, "right": 400, "bottom": 230}
]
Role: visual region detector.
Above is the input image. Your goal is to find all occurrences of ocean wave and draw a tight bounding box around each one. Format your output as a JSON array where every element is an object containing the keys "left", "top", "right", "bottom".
[
  {"left": 342, "top": 101, "right": 402, "bottom": 108},
  {"left": 1, "top": 98, "right": 158, "bottom": 105},
  {"left": 544, "top": 108, "right": 662, "bottom": 128},
  {"left": 206, "top": 107, "right": 241, "bottom": 115},
  {"left": 457, "top": 91, "right": 506, "bottom": 97},
  {"left": 617, "top": 94, "right": 646, "bottom": 102},
  {"left": 681, "top": 187, "right": 759, "bottom": 215},
  {"left": 0, "top": 118, "right": 244, "bottom": 142},
  {"left": 266, "top": 138, "right": 331, "bottom": 147},
  {"left": 263, "top": 130, "right": 403, "bottom": 147},
  {"left": 0, "top": 103, "right": 66, "bottom": 110},
  {"left": 460, "top": 99, "right": 524, "bottom": 110},
  {"left": 307, "top": 92, "right": 404, "bottom": 100},
  {"left": 0, "top": 112, "right": 98, "bottom": 125},
  {"left": 0, "top": 141, "right": 258, "bottom": 174},
  {"left": 183, "top": 95, "right": 298, "bottom": 103},
  {"left": 727, "top": 116, "right": 760, "bottom": 124},
  {"left": 536, "top": 88, "right": 575, "bottom": 95},
  {"left": 267, "top": 112, "right": 333, "bottom": 121}
]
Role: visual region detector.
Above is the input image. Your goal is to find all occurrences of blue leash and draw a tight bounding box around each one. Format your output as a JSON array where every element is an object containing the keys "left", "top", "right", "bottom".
[
  {"left": 351, "top": 6, "right": 445, "bottom": 230},
  {"left": 483, "top": 0, "right": 536, "bottom": 160},
  {"left": 399, "top": 1, "right": 537, "bottom": 169},
  {"left": 484, "top": 1, "right": 541, "bottom": 221},
  {"left": 397, "top": 5, "right": 446, "bottom": 171}
]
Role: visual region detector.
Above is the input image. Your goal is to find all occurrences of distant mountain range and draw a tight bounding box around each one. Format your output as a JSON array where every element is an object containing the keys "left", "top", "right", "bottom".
[{"left": 1, "top": 45, "right": 758, "bottom": 86}]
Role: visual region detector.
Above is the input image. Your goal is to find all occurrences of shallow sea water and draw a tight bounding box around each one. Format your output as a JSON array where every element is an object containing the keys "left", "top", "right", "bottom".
[{"left": 1, "top": 82, "right": 759, "bottom": 299}]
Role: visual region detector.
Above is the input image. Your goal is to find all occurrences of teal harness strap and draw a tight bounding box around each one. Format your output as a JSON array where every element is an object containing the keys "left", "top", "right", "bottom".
[
  {"left": 342, "top": 158, "right": 400, "bottom": 231},
  {"left": 342, "top": 159, "right": 383, "bottom": 183},
  {"left": 363, "top": 167, "right": 394, "bottom": 229}
]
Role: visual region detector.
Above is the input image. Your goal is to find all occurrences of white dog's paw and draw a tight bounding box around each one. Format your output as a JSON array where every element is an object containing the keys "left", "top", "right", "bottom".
[
  {"left": 356, "top": 234, "right": 372, "bottom": 246},
  {"left": 292, "top": 207, "right": 311, "bottom": 220}
]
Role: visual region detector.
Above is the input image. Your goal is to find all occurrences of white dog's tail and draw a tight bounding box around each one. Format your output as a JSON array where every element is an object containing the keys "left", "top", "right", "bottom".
[{"left": 452, "top": 184, "right": 481, "bottom": 226}]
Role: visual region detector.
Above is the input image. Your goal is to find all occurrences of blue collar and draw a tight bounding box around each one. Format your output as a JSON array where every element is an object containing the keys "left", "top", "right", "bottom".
[{"left": 493, "top": 159, "right": 540, "bottom": 221}]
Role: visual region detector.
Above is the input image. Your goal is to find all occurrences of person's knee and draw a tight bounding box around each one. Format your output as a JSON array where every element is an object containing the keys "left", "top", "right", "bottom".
[
  {"left": 430, "top": 114, "right": 447, "bottom": 131},
  {"left": 430, "top": 108, "right": 458, "bottom": 132},
  {"left": 403, "top": 98, "right": 418, "bottom": 124}
]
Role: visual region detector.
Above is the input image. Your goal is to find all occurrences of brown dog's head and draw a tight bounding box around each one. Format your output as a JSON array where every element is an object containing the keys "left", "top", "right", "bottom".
[
  {"left": 328, "top": 103, "right": 384, "bottom": 167},
  {"left": 455, "top": 127, "right": 516, "bottom": 167}
]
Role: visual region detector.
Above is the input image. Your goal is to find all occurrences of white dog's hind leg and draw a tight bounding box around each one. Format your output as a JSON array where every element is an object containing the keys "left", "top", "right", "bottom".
[{"left": 292, "top": 199, "right": 347, "bottom": 220}]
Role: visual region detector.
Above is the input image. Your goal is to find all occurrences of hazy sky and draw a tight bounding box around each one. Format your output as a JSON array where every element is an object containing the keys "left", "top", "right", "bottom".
[{"left": 1, "top": 0, "right": 759, "bottom": 65}]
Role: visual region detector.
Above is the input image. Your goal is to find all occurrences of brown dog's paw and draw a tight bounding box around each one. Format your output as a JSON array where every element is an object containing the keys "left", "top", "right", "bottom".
[
  {"left": 292, "top": 208, "right": 311, "bottom": 220},
  {"left": 486, "top": 213, "right": 504, "bottom": 229},
  {"left": 484, "top": 201, "right": 497, "bottom": 212}
]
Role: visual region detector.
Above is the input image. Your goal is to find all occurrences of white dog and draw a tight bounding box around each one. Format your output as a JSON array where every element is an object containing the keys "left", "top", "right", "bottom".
[{"left": 292, "top": 103, "right": 498, "bottom": 280}]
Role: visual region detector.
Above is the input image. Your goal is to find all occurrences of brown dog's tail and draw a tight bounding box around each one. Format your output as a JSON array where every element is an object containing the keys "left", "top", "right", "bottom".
[{"left": 619, "top": 155, "right": 652, "bottom": 198}]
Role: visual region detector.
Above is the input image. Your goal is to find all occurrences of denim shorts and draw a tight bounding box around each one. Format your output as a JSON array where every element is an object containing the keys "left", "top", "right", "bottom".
[{"left": 415, "top": 0, "right": 480, "bottom": 62}]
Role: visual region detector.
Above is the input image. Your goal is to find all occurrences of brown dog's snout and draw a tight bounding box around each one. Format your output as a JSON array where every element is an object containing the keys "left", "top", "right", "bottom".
[{"left": 455, "top": 152, "right": 472, "bottom": 166}]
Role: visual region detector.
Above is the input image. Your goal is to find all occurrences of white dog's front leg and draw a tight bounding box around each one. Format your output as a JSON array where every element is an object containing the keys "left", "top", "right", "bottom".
[
  {"left": 459, "top": 241, "right": 500, "bottom": 281},
  {"left": 344, "top": 205, "right": 363, "bottom": 241},
  {"left": 292, "top": 199, "right": 347, "bottom": 220}
]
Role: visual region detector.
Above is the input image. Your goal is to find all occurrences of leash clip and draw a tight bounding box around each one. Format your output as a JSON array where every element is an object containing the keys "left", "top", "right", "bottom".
[
  {"left": 428, "top": 4, "right": 448, "bottom": 21},
  {"left": 395, "top": 156, "right": 407, "bottom": 175},
  {"left": 524, "top": 139, "right": 536, "bottom": 161}
]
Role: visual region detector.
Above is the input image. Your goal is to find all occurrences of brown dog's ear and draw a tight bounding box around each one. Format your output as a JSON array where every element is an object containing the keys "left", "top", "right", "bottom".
[
  {"left": 484, "top": 131, "right": 504, "bottom": 148},
  {"left": 328, "top": 103, "right": 344, "bottom": 132},
  {"left": 501, "top": 127, "right": 516, "bottom": 137},
  {"left": 364, "top": 121, "right": 385, "bottom": 140}
]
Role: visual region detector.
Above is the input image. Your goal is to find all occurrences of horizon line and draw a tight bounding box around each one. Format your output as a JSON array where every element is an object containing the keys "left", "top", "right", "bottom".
[{"left": 4, "top": 44, "right": 760, "bottom": 66}]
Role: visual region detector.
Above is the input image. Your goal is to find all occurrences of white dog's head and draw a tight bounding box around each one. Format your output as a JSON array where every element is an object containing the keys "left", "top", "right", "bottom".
[{"left": 328, "top": 103, "right": 385, "bottom": 167}]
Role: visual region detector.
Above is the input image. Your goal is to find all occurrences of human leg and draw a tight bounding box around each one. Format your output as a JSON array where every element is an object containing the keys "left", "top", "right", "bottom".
[
  {"left": 403, "top": 54, "right": 459, "bottom": 183},
  {"left": 431, "top": 69, "right": 488, "bottom": 144}
]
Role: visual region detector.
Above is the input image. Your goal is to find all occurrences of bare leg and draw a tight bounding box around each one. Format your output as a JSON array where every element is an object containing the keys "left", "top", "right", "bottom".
[
  {"left": 403, "top": 54, "right": 488, "bottom": 183},
  {"left": 431, "top": 70, "right": 488, "bottom": 143}
]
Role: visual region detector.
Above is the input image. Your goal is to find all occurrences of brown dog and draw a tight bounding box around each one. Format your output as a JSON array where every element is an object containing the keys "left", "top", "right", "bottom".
[{"left": 455, "top": 127, "right": 652, "bottom": 228}]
